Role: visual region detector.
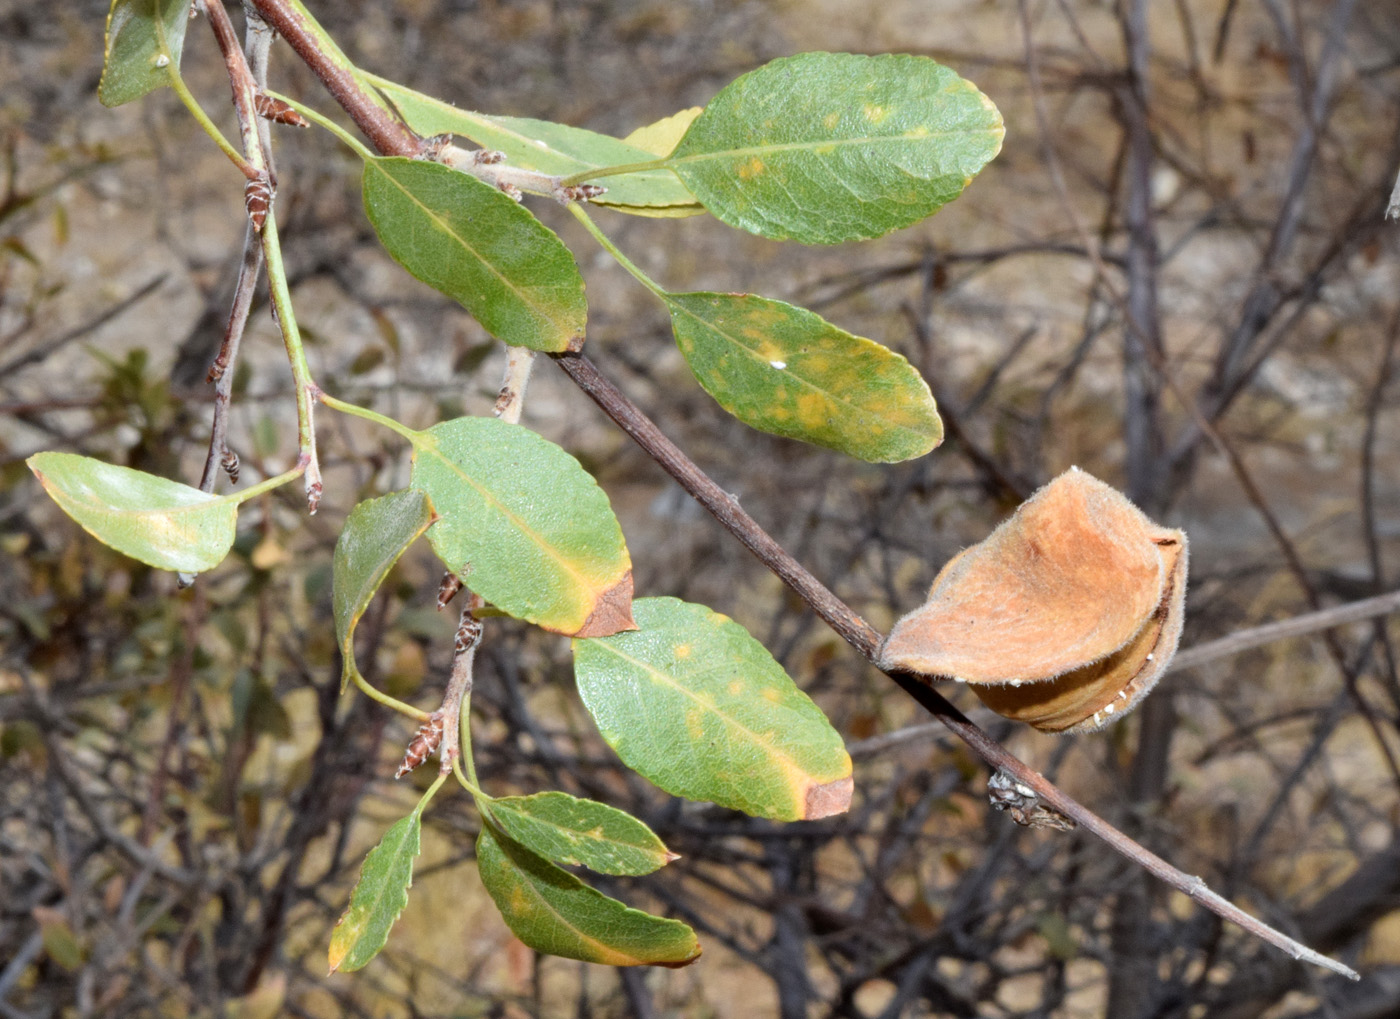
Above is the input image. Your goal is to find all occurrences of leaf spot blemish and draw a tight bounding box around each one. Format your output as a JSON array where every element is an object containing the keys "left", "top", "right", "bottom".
[{"left": 737, "top": 156, "right": 765, "bottom": 180}]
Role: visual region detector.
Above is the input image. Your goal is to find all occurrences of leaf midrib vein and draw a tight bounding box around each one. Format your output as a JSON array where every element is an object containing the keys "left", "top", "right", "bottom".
[
  {"left": 670, "top": 127, "right": 1001, "bottom": 168},
  {"left": 599, "top": 640, "right": 808, "bottom": 778},
  {"left": 670, "top": 301, "right": 933, "bottom": 443},
  {"left": 374, "top": 162, "right": 552, "bottom": 330},
  {"left": 419, "top": 436, "right": 610, "bottom": 599}
]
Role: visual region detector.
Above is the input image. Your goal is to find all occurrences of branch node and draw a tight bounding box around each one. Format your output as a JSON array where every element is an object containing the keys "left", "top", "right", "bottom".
[
  {"left": 987, "top": 767, "right": 1076, "bottom": 831},
  {"left": 555, "top": 182, "right": 607, "bottom": 205},
  {"left": 244, "top": 174, "right": 273, "bottom": 232}
]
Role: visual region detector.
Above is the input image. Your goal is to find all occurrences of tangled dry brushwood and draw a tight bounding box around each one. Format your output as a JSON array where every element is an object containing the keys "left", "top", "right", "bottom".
[{"left": 3, "top": 1, "right": 1400, "bottom": 1017}]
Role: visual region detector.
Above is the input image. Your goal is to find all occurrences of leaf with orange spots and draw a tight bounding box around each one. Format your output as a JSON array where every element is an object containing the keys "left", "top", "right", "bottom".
[
  {"left": 667, "top": 52, "right": 1004, "bottom": 244},
  {"left": 409, "top": 417, "right": 635, "bottom": 637},
  {"left": 665, "top": 291, "right": 942, "bottom": 462},
  {"left": 481, "top": 791, "right": 677, "bottom": 875},
  {"left": 476, "top": 822, "right": 700, "bottom": 967},
  {"left": 573, "top": 597, "right": 852, "bottom": 821}
]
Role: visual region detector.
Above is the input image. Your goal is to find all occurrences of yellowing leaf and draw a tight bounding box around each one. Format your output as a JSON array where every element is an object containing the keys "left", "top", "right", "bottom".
[
  {"left": 477, "top": 823, "right": 700, "bottom": 967},
  {"left": 666, "top": 291, "right": 943, "bottom": 462},
  {"left": 483, "top": 791, "right": 677, "bottom": 875},
  {"left": 329, "top": 812, "right": 422, "bottom": 973},
  {"left": 669, "top": 52, "right": 1003, "bottom": 243},
  {"left": 573, "top": 597, "right": 851, "bottom": 821},
  {"left": 623, "top": 107, "right": 704, "bottom": 157},
  {"left": 28, "top": 453, "right": 238, "bottom": 573},
  {"left": 409, "top": 417, "right": 634, "bottom": 637}
]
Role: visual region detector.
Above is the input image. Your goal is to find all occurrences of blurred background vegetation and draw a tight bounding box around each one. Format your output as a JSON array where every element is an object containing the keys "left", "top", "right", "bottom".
[{"left": 3, "top": 1, "right": 1400, "bottom": 1016}]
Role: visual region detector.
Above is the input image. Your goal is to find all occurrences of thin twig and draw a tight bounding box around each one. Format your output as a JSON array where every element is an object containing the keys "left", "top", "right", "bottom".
[
  {"left": 493, "top": 346, "right": 536, "bottom": 424},
  {"left": 550, "top": 349, "right": 1359, "bottom": 982},
  {"left": 245, "top": 0, "right": 420, "bottom": 157},
  {"left": 438, "top": 596, "right": 483, "bottom": 778},
  {"left": 1169, "top": 590, "right": 1400, "bottom": 674},
  {"left": 197, "top": 0, "right": 275, "bottom": 492},
  {"left": 199, "top": 236, "right": 262, "bottom": 492}
]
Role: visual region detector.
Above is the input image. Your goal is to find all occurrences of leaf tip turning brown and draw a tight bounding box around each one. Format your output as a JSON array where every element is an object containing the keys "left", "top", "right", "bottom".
[
  {"left": 803, "top": 775, "right": 854, "bottom": 819},
  {"left": 572, "top": 570, "right": 637, "bottom": 638}
]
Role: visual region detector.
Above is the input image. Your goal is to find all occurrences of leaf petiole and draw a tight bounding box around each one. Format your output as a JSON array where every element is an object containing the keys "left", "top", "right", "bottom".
[
  {"left": 557, "top": 157, "right": 669, "bottom": 188},
  {"left": 349, "top": 668, "right": 430, "bottom": 722},
  {"left": 229, "top": 465, "right": 306, "bottom": 505},
  {"left": 318, "top": 391, "right": 423, "bottom": 444},
  {"left": 567, "top": 205, "right": 666, "bottom": 298},
  {"left": 164, "top": 56, "right": 258, "bottom": 180}
]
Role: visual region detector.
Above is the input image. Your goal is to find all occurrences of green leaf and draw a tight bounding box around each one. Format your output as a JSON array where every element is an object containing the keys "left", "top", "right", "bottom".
[
  {"left": 27, "top": 453, "right": 237, "bottom": 573},
  {"left": 477, "top": 823, "right": 700, "bottom": 967},
  {"left": 99, "top": 0, "right": 191, "bottom": 107},
  {"left": 362, "top": 157, "right": 586, "bottom": 352},
  {"left": 329, "top": 811, "right": 422, "bottom": 973},
  {"left": 665, "top": 291, "right": 942, "bottom": 462},
  {"left": 573, "top": 597, "right": 852, "bottom": 821},
  {"left": 373, "top": 79, "right": 701, "bottom": 214},
  {"left": 483, "top": 791, "right": 676, "bottom": 876},
  {"left": 333, "top": 490, "right": 437, "bottom": 693},
  {"left": 409, "top": 416, "right": 634, "bottom": 637},
  {"left": 668, "top": 52, "right": 1004, "bottom": 244}
]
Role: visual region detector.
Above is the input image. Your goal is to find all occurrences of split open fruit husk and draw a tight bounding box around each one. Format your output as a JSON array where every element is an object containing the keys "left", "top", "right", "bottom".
[{"left": 878, "top": 467, "right": 1187, "bottom": 733}]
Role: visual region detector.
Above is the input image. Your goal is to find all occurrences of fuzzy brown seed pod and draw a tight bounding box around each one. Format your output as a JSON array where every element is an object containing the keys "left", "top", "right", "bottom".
[{"left": 878, "top": 467, "right": 1188, "bottom": 733}]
